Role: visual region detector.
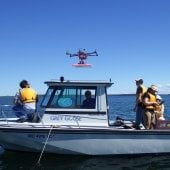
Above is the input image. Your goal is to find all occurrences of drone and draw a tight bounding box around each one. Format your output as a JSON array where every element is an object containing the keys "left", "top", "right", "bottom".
[{"left": 66, "top": 49, "right": 98, "bottom": 67}]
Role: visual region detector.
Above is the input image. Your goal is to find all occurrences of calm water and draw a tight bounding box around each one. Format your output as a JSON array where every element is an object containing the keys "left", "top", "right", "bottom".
[{"left": 0, "top": 95, "right": 170, "bottom": 170}]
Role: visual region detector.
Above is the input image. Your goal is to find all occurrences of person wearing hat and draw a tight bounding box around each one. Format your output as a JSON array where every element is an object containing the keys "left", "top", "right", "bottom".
[
  {"left": 155, "top": 95, "right": 165, "bottom": 120},
  {"left": 133, "top": 79, "right": 147, "bottom": 128},
  {"left": 142, "top": 85, "right": 159, "bottom": 129},
  {"left": 13, "top": 80, "right": 38, "bottom": 122}
]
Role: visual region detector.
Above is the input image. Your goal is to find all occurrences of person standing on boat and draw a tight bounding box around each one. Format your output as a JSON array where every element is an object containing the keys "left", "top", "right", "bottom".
[
  {"left": 13, "top": 80, "right": 38, "bottom": 122},
  {"left": 142, "top": 85, "right": 159, "bottom": 129},
  {"left": 133, "top": 79, "right": 147, "bottom": 128},
  {"left": 155, "top": 94, "right": 165, "bottom": 120}
]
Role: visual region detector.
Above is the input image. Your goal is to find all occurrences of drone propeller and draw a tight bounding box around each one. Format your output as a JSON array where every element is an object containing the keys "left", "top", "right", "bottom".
[
  {"left": 94, "top": 50, "right": 98, "bottom": 56},
  {"left": 66, "top": 51, "right": 75, "bottom": 57},
  {"left": 66, "top": 51, "right": 69, "bottom": 55}
]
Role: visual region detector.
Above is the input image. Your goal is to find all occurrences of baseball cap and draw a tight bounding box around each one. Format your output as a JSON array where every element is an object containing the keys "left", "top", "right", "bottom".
[
  {"left": 150, "top": 85, "right": 158, "bottom": 92},
  {"left": 135, "top": 79, "right": 143, "bottom": 83}
]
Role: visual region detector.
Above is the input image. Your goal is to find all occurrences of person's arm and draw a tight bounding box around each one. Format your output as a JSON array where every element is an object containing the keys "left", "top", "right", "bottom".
[
  {"left": 161, "top": 104, "right": 165, "bottom": 113},
  {"left": 13, "top": 92, "right": 22, "bottom": 105},
  {"left": 136, "top": 86, "right": 143, "bottom": 103},
  {"left": 133, "top": 87, "right": 142, "bottom": 111},
  {"left": 143, "top": 96, "right": 158, "bottom": 107}
]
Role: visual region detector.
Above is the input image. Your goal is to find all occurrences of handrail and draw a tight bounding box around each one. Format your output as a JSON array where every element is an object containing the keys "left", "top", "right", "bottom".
[
  {"left": 0, "top": 105, "right": 44, "bottom": 125},
  {"left": 0, "top": 105, "right": 14, "bottom": 124}
]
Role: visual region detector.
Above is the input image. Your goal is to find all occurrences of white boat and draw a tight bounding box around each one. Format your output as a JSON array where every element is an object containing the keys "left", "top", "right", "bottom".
[{"left": 0, "top": 76, "right": 170, "bottom": 155}]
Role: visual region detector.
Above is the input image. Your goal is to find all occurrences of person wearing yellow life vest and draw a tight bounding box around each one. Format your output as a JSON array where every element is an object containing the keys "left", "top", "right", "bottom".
[
  {"left": 142, "top": 85, "right": 159, "bottom": 129},
  {"left": 133, "top": 79, "right": 147, "bottom": 129},
  {"left": 13, "top": 80, "right": 38, "bottom": 122},
  {"left": 155, "top": 95, "right": 165, "bottom": 120}
]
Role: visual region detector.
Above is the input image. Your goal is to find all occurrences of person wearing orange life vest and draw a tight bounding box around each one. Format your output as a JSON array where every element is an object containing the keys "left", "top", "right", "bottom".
[
  {"left": 133, "top": 79, "right": 147, "bottom": 128},
  {"left": 13, "top": 80, "right": 38, "bottom": 122},
  {"left": 142, "top": 85, "right": 159, "bottom": 129},
  {"left": 155, "top": 95, "right": 165, "bottom": 120}
]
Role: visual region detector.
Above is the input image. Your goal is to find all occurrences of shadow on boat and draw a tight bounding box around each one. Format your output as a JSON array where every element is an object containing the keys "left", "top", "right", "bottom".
[{"left": 1, "top": 149, "right": 170, "bottom": 170}]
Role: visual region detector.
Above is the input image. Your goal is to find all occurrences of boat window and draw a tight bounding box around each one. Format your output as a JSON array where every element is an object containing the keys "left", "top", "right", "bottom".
[
  {"left": 41, "top": 86, "right": 96, "bottom": 109},
  {"left": 41, "top": 88, "right": 54, "bottom": 107}
]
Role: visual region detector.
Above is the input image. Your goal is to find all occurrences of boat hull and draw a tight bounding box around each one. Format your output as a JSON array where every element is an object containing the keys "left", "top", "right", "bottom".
[{"left": 0, "top": 127, "right": 170, "bottom": 155}]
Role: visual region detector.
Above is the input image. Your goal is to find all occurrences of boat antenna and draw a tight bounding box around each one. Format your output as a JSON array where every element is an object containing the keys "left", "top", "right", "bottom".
[{"left": 60, "top": 76, "right": 64, "bottom": 82}]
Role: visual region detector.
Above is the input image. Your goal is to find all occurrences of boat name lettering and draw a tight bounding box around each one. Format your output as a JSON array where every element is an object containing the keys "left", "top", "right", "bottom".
[
  {"left": 28, "top": 134, "right": 55, "bottom": 139},
  {"left": 50, "top": 115, "right": 81, "bottom": 122}
]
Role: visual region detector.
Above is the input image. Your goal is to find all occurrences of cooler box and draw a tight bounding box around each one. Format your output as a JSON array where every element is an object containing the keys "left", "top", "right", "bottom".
[{"left": 156, "top": 120, "right": 170, "bottom": 129}]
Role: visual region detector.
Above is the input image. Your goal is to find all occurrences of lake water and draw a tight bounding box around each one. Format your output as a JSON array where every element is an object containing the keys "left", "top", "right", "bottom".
[{"left": 0, "top": 95, "right": 170, "bottom": 170}]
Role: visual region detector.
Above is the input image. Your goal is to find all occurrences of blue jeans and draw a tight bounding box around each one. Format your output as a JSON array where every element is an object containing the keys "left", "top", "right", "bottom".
[
  {"left": 12, "top": 105, "right": 35, "bottom": 121},
  {"left": 13, "top": 105, "right": 25, "bottom": 118},
  {"left": 135, "top": 105, "right": 144, "bottom": 126}
]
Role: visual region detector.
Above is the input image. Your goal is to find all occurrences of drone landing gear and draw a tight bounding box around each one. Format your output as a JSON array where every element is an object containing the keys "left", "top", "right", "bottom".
[{"left": 72, "top": 63, "right": 92, "bottom": 67}]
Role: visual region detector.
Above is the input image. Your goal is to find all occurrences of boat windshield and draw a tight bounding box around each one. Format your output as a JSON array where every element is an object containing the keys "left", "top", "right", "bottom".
[{"left": 41, "top": 86, "right": 96, "bottom": 109}]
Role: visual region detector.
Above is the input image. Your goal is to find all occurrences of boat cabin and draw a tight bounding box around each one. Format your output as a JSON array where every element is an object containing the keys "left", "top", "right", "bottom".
[{"left": 41, "top": 77, "right": 113, "bottom": 127}]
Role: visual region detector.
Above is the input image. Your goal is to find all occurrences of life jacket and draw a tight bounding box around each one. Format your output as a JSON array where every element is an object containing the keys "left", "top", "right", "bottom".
[
  {"left": 20, "top": 88, "right": 37, "bottom": 103},
  {"left": 144, "top": 92, "right": 156, "bottom": 110}
]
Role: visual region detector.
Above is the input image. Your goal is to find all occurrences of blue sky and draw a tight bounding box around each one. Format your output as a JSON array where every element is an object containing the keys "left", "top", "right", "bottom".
[{"left": 0, "top": 0, "right": 170, "bottom": 95}]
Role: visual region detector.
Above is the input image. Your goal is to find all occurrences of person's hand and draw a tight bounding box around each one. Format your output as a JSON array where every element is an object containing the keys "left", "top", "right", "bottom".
[{"left": 153, "top": 102, "right": 159, "bottom": 106}]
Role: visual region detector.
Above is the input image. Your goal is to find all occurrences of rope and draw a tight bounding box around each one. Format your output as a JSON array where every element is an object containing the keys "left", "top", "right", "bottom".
[{"left": 36, "top": 125, "right": 53, "bottom": 165}]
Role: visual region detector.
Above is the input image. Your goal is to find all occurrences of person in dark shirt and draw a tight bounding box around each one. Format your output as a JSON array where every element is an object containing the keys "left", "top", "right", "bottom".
[
  {"left": 133, "top": 79, "right": 147, "bottom": 128},
  {"left": 82, "top": 90, "right": 95, "bottom": 109}
]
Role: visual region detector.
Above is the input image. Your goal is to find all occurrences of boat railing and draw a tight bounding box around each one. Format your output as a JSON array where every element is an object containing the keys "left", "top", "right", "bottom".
[
  {"left": 0, "top": 105, "right": 44, "bottom": 125},
  {"left": 0, "top": 105, "right": 16, "bottom": 124}
]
